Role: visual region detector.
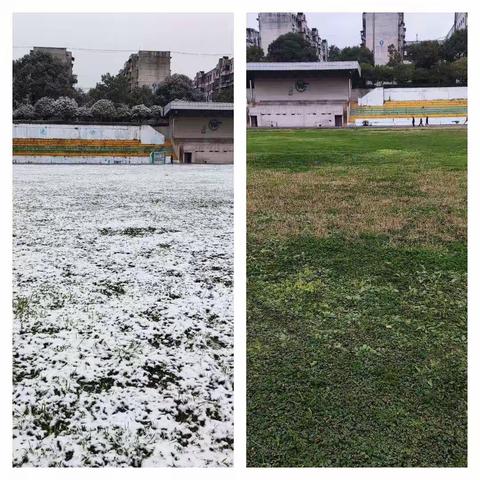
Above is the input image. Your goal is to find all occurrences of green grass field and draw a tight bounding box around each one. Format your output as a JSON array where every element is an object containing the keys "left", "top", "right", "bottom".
[{"left": 247, "top": 128, "right": 467, "bottom": 467}]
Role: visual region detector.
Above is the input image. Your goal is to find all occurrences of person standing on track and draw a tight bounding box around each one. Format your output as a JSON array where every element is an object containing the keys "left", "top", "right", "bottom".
[{"left": 412, "top": 117, "right": 415, "bottom": 127}]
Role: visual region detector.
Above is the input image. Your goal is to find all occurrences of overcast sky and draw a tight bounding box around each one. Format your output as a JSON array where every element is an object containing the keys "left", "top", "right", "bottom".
[
  {"left": 247, "top": 12, "right": 455, "bottom": 48},
  {"left": 13, "top": 13, "right": 233, "bottom": 90}
]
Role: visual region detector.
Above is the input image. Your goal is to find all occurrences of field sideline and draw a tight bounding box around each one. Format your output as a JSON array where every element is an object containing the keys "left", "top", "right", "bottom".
[{"left": 247, "top": 128, "right": 467, "bottom": 467}]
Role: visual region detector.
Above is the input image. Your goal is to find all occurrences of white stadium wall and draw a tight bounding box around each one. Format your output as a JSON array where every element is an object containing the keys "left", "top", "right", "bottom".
[
  {"left": 384, "top": 87, "right": 467, "bottom": 102},
  {"left": 252, "top": 76, "right": 351, "bottom": 102},
  {"left": 13, "top": 124, "right": 165, "bottom": 144},
  {"left": 358, "top": 87, "right": 385, "bottom": 106},
  {"left": 358, "top": 87, "right": 468, "bottom": 106},
  {"left": 180, "top": 142, "right": 234, "bottom": 164},
  {"left": 171, "top": 117, "right": 234, "bottom": 140},
  {"left": 249, "top": 103, "right": 345, "bottom": 128},
  {"left": 139, "top": 125, "right": 165, "bottom": 144}
]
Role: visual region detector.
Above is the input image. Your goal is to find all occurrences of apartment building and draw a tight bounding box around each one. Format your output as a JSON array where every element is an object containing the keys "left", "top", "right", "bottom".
[
  {"left": 194, "top": 56, "right": 234, "bottom": 101},
  {"left": 122, "top": 50, "right": 171, "bottom": 92},
  {"left": 361, "top": 13, "right": 406, "bottom": 65}
]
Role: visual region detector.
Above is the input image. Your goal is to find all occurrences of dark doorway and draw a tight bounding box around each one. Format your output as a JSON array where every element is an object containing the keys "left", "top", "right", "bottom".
[
  {"left": 335, "top": 115, "right": 343, "bottom": 127},
  {"left": 184, "top": 152, "right": 192, "bottom": 164},
  {"left": 251, "top": 116, "right": 258, "bottom": 127}
]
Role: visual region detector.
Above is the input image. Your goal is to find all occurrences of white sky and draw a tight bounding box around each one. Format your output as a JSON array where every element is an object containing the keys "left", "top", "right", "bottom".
[
  {"left": 13, "top": 13, "right": 234, "bottom": 90},
  {"left": 247, "top": 12, "right": 455, "bottom": 48},
  {"left": 12, "top": 12, "right": 456, "bottom": 90}
]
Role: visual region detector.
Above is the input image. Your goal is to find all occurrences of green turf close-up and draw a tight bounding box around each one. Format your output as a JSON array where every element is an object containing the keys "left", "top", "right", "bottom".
[{"left": 247, "top": 128, "right": 467, "bottom": 467}]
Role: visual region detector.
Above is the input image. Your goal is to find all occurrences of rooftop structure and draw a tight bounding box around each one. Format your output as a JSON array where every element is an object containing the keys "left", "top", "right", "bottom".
[
  {"left": 446, "top": 12, "right": 468, "bottom": 39},
  {"left": 256, "top": 12, "right": 328, "bottom": 61},
  {"left": 361, "top": 13, "right": 406, "bottom": 65},
  {"left": 193, "top": 57, "right": 234, "bottom": 101},
  {"left": 163, "top": 100, "right": 233, "bottom": 116},
  {"left": 247, "top": 61, "right": 361, "bottom": 128},
  {"left": 31, "top": 47, "right": 74, "bottom": 76},
  {"left": 247, "top": 61, "right": 360, "bottom": 74},
  {"left": 122, "top": 51, "right": 171, "bottom": 92},
  {"left": 246, "top": 28, "right": 260, "bottom": 48},
  {"left": 163, "top": 101, "right": 233, "bottom": 164}
]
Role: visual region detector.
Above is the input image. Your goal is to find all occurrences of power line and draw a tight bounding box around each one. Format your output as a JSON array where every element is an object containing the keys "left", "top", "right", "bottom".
[{"left": 13, "top": 46, "right": 232, "bottom": 57}]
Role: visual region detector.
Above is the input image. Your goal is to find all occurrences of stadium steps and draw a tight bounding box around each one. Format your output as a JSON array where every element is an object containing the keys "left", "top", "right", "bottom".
[
  {"left": 13, "top": 138, "right": 143, "bottom": 147},
  {"left": 13, "top": 138, "right": 174, "bottom": 157},
  {"left": 350, "top": 100, "right": 467, "bottom": 119},
  {"left": 383, "top": 99, "right": 467, "bottom": 107}
]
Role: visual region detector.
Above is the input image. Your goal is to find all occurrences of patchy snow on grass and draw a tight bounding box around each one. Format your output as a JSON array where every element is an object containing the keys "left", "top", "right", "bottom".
[{"left": 12, "top": 165, "right": 233, "bottom": 467}]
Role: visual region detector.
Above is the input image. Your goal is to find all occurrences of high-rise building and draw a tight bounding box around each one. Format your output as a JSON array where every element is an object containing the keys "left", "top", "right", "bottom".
[
  {"left": 122, "top": 51, "right": 171, "bottom": 92},
  {"left": 31, "top": 47, "right": 74, "bottom": 76},
  {"left": 320, "top": 40, "right": 329, "bottom": 63},
  {"left": 361, "top": 13, "right": 406, "bottom": 65},
  {"left": 246, "top": 28, "right": 260, "bottom": 48},
  {"left": 311, "top": 28, "right": 329, "bottom": 62},
  {"left": 194, "top": 56, "right": 234, "bottom": 101},
  {"left": 446, "top": 12, "right": 467, "bottom": 39},
  {"left": 255, "top": 12, "right": 328, "bottom": 61},
  {"left": 454, "top": 12, "right": 468, "bottom": 32}
]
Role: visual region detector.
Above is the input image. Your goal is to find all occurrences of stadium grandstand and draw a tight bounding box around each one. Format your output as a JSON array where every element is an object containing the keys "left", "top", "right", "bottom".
[{"left": 350, "top": 86, "right": 467, "bottom": 126}]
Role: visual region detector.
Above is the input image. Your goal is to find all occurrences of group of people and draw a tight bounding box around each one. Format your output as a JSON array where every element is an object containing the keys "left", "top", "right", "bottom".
[{"left": 412, "top": 116, "right": 429, "bottom": 127}]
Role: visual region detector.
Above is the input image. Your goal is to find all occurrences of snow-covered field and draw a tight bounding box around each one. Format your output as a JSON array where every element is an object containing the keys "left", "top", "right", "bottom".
[{"left": 12, "top": 165, "right": 234, "bottom": 467}]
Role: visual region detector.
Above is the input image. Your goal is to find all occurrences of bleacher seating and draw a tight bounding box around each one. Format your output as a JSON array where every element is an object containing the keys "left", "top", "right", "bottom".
[
  {"left": 13, "top": 138, "right": 173, "bottom": 157},
  {"left": 350, "top": 99, "right": 467, "bottom": 120}
]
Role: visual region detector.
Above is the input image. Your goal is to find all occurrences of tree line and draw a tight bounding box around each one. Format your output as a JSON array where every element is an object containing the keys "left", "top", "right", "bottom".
[
  {"left": 13, "top": 50, "right": 233, "bottom": 122},
  {"left": 247, "top": 29, "right": 467, "bottom": 87},
  {"left": 247, "top": 33, "right": 318, "bottom": 62}
]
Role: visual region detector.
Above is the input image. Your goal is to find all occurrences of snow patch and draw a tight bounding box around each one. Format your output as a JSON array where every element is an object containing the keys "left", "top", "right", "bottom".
[{"left": 13, "top": 165, "right": 233, "bottom": 467}]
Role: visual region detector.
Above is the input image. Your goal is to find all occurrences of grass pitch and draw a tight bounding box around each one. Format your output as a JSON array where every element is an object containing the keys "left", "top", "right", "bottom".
[
  {"left": 247, "top": 128, "right": 467, "bottom": 467},
  {"left": 13, "top": 166, "right": 233, "bottom": 467}
]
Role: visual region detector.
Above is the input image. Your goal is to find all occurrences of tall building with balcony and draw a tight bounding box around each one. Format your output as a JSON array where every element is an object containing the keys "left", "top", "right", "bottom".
[
  {"left": 361, "top": 13, "right": 406, "bottom": 65},
  {"left": 31, "top": 47, "right": 74, "bottom": 76},
  {"left": 320, "top": 40, "right": 329, "bottom": 62},
  {"left": 247, "top": 28, "right": 260, "bottom": 48},
  {"left": 256, "top": 12, "right": 328, "bottom": 61},
  {"left": 446, "top": 12, "right": 467, "bottom": 39},
  {"left": 194, "top": 56, "right": 234, "bottom": 101},
  {"left": 311, "top": 28, "right": 329, "bottom": 62},
  {"left": 122, "top": 50, "right": 171, "bottom": 92}
]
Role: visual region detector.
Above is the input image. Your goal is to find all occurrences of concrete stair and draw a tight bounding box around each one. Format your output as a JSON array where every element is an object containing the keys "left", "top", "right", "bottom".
[
  {"left": 13, "top": 138, "right": 174, "bottom": 157},
  {"left": 350, "top": 99, "right": 468, "bottom": 119}
]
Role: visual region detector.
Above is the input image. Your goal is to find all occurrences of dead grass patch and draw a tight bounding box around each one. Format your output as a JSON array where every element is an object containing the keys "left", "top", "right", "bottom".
[{"left": 248, "top": 167, "right": 466, "bottom": 246}]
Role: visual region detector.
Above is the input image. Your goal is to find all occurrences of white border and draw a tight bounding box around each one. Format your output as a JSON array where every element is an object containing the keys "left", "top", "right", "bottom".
[{"left": 2, "top": 1, "right": 479, "bottom": 479}]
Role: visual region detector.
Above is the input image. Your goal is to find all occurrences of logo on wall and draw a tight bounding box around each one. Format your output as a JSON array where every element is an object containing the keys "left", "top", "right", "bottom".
[
  {"left": 208, "top": 119, "right": 222, "bottom": 131},
  {"left": 295, "top": 79, "right": 309, "bottom": 92}
]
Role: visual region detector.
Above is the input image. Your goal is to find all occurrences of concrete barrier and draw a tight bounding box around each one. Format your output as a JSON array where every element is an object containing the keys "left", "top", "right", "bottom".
[
  {"left": 384, "top": 87, "right": 467, "bottom": 102},
  {"left": 359, "top": 86, "right": 467, "bottom": 106},
  {"left": 12, "top": 156, "right": 154, "bottom": 165},
  {"left": 358, "top": 87, "right": 385, "bottom": 106},
  {"left": 12, "top": 124, "right": 169, "bottom": 164},
  {"left": 13, "top": 124, "right": 165, "bottom": 144}
]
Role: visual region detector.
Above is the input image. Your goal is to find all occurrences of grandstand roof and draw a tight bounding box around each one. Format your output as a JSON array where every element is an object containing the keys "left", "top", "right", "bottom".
[
  {"left": 163, "top": 101, "right": 233, "bottom": 116},
  {"left": 247, "top": 61, "right": 361, "bottom": 75}
]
